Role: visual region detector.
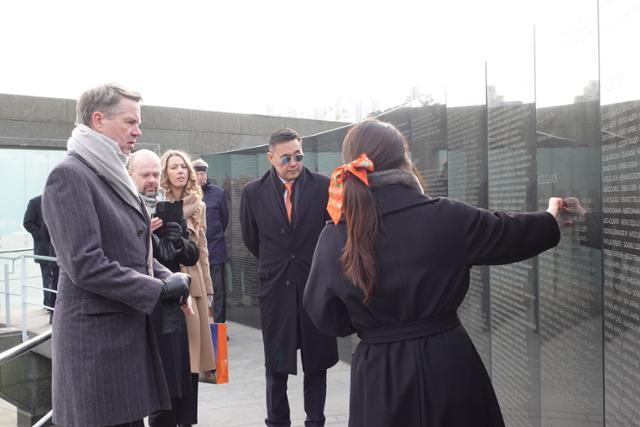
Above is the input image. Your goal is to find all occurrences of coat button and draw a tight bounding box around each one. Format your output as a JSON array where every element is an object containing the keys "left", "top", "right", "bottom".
[
  {"left": 285, "top": 280, "right": 290, "bottom": 286},
  {"left": 137, "top": 228, "right": 144, "bottom": 236},
  {"left": 281, "top": 227, "right": 286, "bottom": 234},
  {"left": 290, "top": 254, "right": 295, "bottom": 259}
]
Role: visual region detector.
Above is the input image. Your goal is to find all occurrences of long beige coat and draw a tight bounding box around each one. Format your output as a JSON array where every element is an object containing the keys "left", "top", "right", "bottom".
[{"left": 171, "top": 193, "right": 216, "bottom": 373}]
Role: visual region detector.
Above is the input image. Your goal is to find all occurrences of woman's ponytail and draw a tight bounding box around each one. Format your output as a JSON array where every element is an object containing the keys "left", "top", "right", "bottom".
[{"left": 340, "top": 177, "right": 380, "bottom": 304}]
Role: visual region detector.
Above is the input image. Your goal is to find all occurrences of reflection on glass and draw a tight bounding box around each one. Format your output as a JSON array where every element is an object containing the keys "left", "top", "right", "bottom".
[
  {"left": 489, "top": 98, "right": 539, "bottom": 427},
  {"left": 198, "top": 3, "right": 640, "bottom": 424},
  {"left": 0, "top": 148, "right": 66, "bottom": 250},
  {"left": 227, "top": 152, "right": 261, "bottom": 326},
  {"left": 411, "top": 104, "right": 448, "bottom": 197},
  {"left": 601, "top": 2, "right": 640, "bottom": 423},
  {"left": 301, "top": 135, "right": 318, "bottom": 172},
  {"left": 535, "top": 0, "right": 603, "bottom": 425},
  {"left": 316, "top": 129, "right": 346, "bottom": 175},
  {"left": 446, "top": 100, "right": 490, "bottom": 373}
]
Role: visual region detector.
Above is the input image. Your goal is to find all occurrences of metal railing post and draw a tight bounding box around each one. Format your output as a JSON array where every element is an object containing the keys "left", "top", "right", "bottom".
[
  {"left": 20, "top": 256, "right": 28, "bottom": 342},
  {"left": 32, "top": 409, "right": 53, "bottom": 427},
  {"left": 0, "top": 329, "right": 52, "bottom": 366},
  {"left": 3, "top": 264, "right": 10, "bottom": 326}
]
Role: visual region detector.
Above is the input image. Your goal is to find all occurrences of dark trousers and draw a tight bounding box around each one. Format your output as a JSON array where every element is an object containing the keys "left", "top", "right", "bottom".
[
  {"left": 210, "top": 263, "right": 226, "bottom": 322},
  {"left": 149, "top": 373, "right": 199, "bottom": 426},
  {"left": 265, "top": 368, "right": 327, "bottom": 427},
  {"left": 106, "top": 421, "right": 144, "bottom": 427},
  {"left": 39, "top": 262, "right": 58, "bottom": 310}
]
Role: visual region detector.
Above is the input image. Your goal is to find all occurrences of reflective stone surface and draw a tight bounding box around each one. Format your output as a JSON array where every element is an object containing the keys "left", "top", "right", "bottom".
[
  {"left": 536, "top": 2, "right": 604, "bottom": 425},
  {"left": 600, "top": 1, "right": 640, "bottom": 425},
  {"left": 202, "top": 2, "right": 640, "bottom": 424}
]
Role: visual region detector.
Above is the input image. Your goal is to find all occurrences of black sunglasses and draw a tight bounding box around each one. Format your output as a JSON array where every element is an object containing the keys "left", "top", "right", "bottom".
[{"left": 279, "top": 154, "right": 304, "bottom": 165}]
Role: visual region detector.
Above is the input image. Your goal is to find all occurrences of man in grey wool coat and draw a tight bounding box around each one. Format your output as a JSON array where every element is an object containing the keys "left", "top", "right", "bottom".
[{"left": 42, "top": 84, "right": 191, "bottom": 427}]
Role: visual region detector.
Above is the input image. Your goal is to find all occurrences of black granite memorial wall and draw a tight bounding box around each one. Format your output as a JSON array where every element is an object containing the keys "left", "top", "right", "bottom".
[
  {"left": 600, "top": 1, "right": 640, "bottom": 425},
  {"left": 410, "top": 104, "right": 448, "bottom": 197},
  {"left": 535, "top": 4, "right": 604, "bottom": 424},
  {"left": 202, "top": 1, "right": 640, "bottom": 424},
  {"left": 446, "top": 102, "right": 491, "bottom": 372}
]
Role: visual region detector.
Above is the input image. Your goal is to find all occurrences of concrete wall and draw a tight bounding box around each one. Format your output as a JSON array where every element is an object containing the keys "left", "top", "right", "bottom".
[{"left": 0, "top": 93, "right": 347, "bottom": 156}]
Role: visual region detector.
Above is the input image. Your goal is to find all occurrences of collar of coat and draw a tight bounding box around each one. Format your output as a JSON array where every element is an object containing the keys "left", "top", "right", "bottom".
[
  {"left": 253, "top": 166, "right": 318, "bottom": 229},
  {"left": 69, "top": 151, "right": 147, "bottom": 221},
  {"left": 201, "top": 179, "right": 216, "bottom": 193},
  {"left": 267, "top": 166, "right": 307, "bottom": 190},
  {"left": 372, "top": 185, "right": 440, "bottom": 217},
  {"left": 181, "top": 193, "right": 199, "bottom": 219},
  {"left": 369, "top": 169, "right": 424, "bottom": 194}
]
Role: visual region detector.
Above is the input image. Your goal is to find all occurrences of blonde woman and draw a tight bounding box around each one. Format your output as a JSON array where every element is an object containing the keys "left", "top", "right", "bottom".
[{"left": 160, "top": 149, "right": 216, "bottom": 425}]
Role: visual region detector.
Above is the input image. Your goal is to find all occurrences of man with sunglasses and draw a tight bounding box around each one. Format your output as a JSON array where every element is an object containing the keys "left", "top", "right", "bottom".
[{"left": 241, "top": 128, "right": 338, "bottom": 427}]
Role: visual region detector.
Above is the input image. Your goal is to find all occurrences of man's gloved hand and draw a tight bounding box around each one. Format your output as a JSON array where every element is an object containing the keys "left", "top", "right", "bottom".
[
  {"left": 163, "top": 222, "right": 184, "bottom": 247},
  {"left": 160, "top": 272, "right": 191, "bottom": 304},
  {"left": 152, "top": 234, "right": 180, "bottom": 261}
]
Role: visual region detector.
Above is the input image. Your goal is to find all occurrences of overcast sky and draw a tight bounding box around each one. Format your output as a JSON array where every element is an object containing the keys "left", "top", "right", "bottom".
[{"left": 0, "top": 0, "right": 632, "bottom": 119}]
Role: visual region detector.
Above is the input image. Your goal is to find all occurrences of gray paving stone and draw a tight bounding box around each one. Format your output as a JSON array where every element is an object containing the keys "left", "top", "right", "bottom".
[
  {"left": 196, "top": 321, "right": 351, "bottom": 427},
  {"left": 8, "top": 308, "right": 351, "bottom": 426}
]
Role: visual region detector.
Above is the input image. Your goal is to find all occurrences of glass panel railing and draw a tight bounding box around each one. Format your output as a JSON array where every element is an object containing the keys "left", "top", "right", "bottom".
[{"left": 0, "top": 253, "right": 54, "bottom": 426}]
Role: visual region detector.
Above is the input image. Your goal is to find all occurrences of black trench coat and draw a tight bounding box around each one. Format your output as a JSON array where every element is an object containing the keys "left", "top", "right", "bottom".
[
  {"left": 150, "top": 222, "right": 199, "bottom": 399},
  {"left": 241, "top": 167, "right": 338, "bottom": 374},
  {"left": 304, "top": 184, "right": 560, "bottom": 427}
]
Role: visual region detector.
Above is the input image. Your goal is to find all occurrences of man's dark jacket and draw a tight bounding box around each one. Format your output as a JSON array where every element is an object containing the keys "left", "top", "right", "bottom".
[
  {"left": 23, "top": 195, "right": 56, "bottom": 263},
  {"left": 240, "top": 167, "right": 338, "bottom": 374},
  {"left": 202, "top": 181, "right": 229, "bottom": 265}
]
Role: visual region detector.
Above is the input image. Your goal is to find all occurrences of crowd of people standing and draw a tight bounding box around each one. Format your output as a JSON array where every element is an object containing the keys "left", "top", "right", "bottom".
[{"left": 32, "top": 83, "right": 564, "bottom": 427}]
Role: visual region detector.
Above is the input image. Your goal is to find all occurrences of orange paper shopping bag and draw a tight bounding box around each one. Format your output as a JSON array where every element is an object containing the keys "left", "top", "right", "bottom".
[{"left": 210, "top": 322, "right": 229, "bottom": 384}]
